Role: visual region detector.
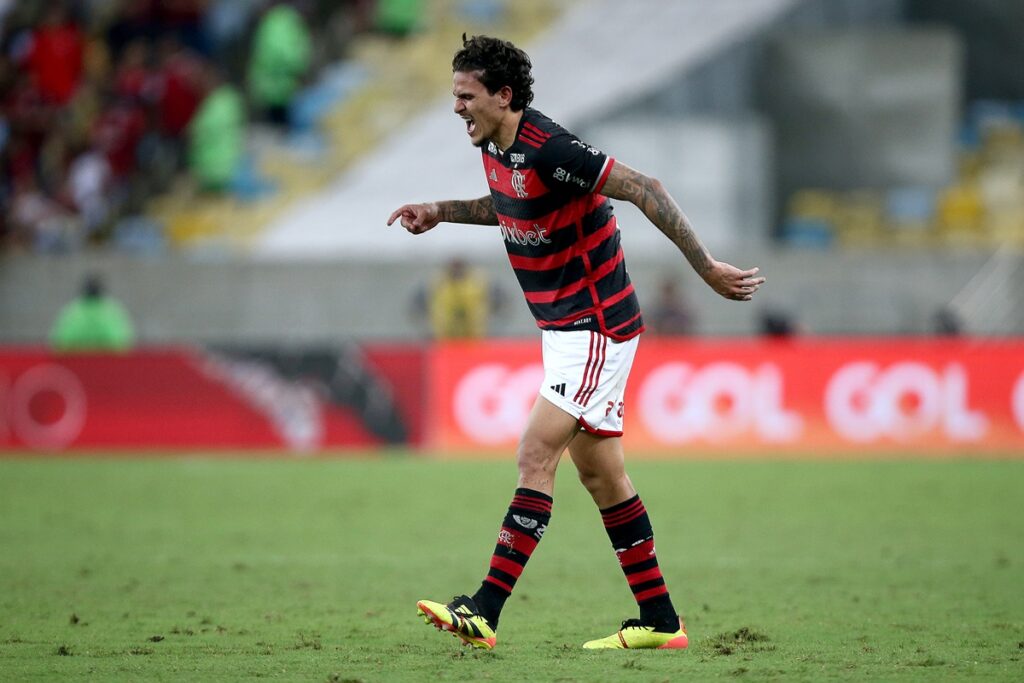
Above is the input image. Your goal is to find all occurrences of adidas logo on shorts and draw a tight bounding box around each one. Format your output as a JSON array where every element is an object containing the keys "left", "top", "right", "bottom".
[{"left": 549, "top": 383, "right": 566, "bottom": 396}]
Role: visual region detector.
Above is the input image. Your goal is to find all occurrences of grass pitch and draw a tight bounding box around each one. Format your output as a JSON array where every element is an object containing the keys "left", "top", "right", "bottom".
[{"left": 1, "top": 454, "right": 1022, "bottom": 681}]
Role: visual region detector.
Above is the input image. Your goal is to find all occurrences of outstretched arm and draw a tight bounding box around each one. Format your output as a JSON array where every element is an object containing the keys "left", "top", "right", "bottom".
[
  {"left": 387, "top": 196, "right": 498, "bottom": 234},
  {"left": 601, "top": 161, "right": 765, "bottom": 301}
]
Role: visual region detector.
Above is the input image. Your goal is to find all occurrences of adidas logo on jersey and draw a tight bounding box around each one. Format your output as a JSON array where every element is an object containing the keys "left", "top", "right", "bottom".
[
  {"left": 549, "top": 383, "right": 566, "bottom": 396},
  {"left": 489, "top": 169, "right": 498, "bottom": 183}
]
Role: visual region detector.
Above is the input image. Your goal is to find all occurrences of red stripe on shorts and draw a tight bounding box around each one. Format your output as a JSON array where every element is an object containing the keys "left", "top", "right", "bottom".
[
  {"left": 580, "top": 335, "right": 607, "bottom": 406},
  {"left": 574, "top": 331, "right": 597, "bottom": 403}
]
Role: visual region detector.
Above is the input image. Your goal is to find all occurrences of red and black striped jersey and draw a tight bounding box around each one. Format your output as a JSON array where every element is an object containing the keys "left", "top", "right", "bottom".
[{"left": 482, "top": 108, "right": 644, "bottom": 341}]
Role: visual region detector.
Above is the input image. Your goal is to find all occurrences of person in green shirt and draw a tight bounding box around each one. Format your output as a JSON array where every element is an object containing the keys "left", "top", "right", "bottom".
[
  {"left": 375, "top": 0, "right": 423, "bottom": 37},
  {"left": 247, "top": 3, "right": 312, "bottom": 126},
  {"left": 188, "top": 70, "right": 246, "bottom": 192},
  {"left": 50, "top": 274, "right": 135, "bottom": 352}
]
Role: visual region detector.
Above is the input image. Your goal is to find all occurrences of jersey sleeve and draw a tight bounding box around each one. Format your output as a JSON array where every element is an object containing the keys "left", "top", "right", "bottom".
[{"left": 533, "top": 133, "right": 616, "bottom": 196}]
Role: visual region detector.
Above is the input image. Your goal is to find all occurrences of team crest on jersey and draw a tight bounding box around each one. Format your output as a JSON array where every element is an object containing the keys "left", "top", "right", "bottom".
[
  {"left": 511, "top": 169, "right": 528, "bottom": 198},
  {"left": 489, "top": 168, "right": 498, "bottom": 183}
]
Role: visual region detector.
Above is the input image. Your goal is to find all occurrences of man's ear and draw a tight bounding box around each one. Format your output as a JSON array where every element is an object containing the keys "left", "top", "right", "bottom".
[{"left": 498, "top": 85, "right": 514, "bottom": 108}]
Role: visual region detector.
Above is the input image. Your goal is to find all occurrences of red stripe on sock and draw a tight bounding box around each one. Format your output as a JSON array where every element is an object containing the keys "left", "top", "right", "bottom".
[
  {"left": 511, "top": 504, "right": 551, "bottom": 517},
  {"left": 501, "top": 527, "right": 539, "bottom": 556},
  {"left": 511, "top": 497, "right": 552, "bottom": 513},
  {"left": 626, "top": 566, "right": 665, "bottom": 587},
  {"left": 513, "top": 493, "right": 552, "bottom": 504},
  {"left": 602, "top": 500, "right": 644, "bottom": 527},
  {"left": 617, "top": 539, "right": 655, "bottom": 567},
  {"left": 634, "top": 585, "right": 669, "bottom": 602},
  {"left": 484, "top": 575, "right": 514, "bottom": 593},
  {"left": 605, "top": 507, "right": 645, "bottom": 527},
  {"left": 489, "top": 554, "right": 525, "bottom": 579}
]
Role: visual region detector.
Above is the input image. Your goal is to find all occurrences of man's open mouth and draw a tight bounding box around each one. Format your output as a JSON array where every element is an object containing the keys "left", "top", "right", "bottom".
[{"left": 463, "top": 116, "right": 476, "bottom": 135}]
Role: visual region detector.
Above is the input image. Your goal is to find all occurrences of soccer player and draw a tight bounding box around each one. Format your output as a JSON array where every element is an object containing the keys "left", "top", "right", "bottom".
[{"left": 387, "top": 34, "right": 765, "bottom": 650}]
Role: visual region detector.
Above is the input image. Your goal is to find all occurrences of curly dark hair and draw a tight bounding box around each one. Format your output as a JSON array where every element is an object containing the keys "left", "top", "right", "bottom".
[{"left": 452, "top": 34, "right": 535, "bottom": 111}]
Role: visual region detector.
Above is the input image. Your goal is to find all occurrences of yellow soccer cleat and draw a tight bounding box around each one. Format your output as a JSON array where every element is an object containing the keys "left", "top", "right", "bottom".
[
  {"left": 416, "top": 595, "right": 497, "bottom": 650},
  {"left": 583, "top": 618, "right": 689, "bottom": 650}
]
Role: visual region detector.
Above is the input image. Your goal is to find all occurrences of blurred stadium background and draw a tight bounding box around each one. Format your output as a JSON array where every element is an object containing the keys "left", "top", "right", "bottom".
[{"left": 0, "top": 0, "right": 1022, "bottom": 455}]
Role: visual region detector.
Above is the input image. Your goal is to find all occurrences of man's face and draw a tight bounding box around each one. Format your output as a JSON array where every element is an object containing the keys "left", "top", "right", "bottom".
[{"left": 453, "top": 70, "right": 507, "bottom": 148}]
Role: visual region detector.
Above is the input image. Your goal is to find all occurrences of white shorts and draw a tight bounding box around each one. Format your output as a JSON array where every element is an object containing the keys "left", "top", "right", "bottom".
[{"left": 538, "top": 329, "right": 639, "bottom": 437}]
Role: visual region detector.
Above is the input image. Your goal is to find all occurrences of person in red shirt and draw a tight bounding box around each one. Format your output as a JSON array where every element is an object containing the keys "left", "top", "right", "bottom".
[
  {"left": 113, "top": 38, "right": 154, "bottom": 104},
  {"left": 27, "top": 5, "right": 84, "bottom": 106},
  {"left": 152, "top": 35, "right": 204, "bottom": 138},
  {"left": 91, "top": 94, "right": 145, "bottom": 179}
]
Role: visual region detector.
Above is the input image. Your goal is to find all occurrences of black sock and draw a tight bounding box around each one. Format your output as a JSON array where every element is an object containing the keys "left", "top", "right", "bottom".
[
  {"left": 471, "top": 488, "right": 552, "bottom": 628},
  {"left": 601, "top": 494, "right": 678, "bottom": 631}
]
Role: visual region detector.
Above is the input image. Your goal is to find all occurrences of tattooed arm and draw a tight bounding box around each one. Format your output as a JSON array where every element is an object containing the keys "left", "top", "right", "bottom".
[
  {"left": 437, "top": 196, "right": 499, "bottom": 225},
  {"left": 601, "top": 161, "right": 765, "bottom": 301},
  {"left": 387, "top": 196, "right": 498, "bottom": 234}
]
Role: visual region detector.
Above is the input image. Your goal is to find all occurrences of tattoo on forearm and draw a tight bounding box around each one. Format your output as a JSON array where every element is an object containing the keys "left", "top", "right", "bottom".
[
  {"left": 438, "top": 196, "right": 499, "bottom": 225},
  {"left": 604, "top": 167, "right": 713, "bottom": 276}
]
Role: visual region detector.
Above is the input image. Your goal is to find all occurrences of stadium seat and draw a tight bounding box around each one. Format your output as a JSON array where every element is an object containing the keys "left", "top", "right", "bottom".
[
  {"left": 936, "top": 183, "right": 986, "bottom": 245},
  {"left": 885, "top": 186, "right": 936, "bottom": 246}
]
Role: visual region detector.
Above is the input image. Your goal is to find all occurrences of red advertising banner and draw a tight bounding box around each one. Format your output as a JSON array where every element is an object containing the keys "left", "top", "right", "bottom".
[
  {"left": 5, "top": 340, "right": 1023, "bottom": 455},
  {"left": 0, "top": 348, "right": 392, "bottom": 451},
  {"left": 427, "top": 339, "right": 1024, "bottom": 456}
]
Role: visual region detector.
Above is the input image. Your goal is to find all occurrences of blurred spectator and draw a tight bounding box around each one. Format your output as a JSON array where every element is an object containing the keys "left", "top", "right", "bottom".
[
  {"left": 24, "top": 4, "right": 84, "bottom": 106},
  {"left": 153, "top": 35, "right": 204, "bottom": 139},
  {"left": 414, "top": 258, "right": 503, "bottom": 340},
  {"left": 188, "top": 69, "right": 245, "bottom": 192},
  {"left": 50, "top": 273, "right": 135, "bottom": 352},
  {"left": 758, "top": 308, "right": 803, "bottom": 338},
  {"left": 135, "top": 105, "right": 180, "bottom": 198},
  {"left": 2, "top": 133, "right": 38, "bottom": 210},
  {"left": 647, "top": 276, "right": 696, "bottom": 336},
  {"left": 36, "top": 124, "right": 70, "bottom": 196},
  {"left": 63, "top": 140, "right": 112, "bottom": 236},
  {"left": 112, "top": 38, "right": 153, "bottom": 103},
  {"left": 91, "top": 92, "right": 146, "bottom": 180},
  {"left": 247, "top": 2, "right": 312, "bottom": 128},
  {"left": 9, "top": 173, "right": 80, "bottom": 251},
  {"left": 106, "top": 0, "right": 157, "bottom": 58},
  {"left": 932, "top": 306, "right": 964, "bottom": 337},
  {"left": 4, "top": 70, "right": 55, "bottom": 159},
  {"left": 154, "top": 0, "right": 207, "bottom": 55},
  {"left": 374, "top": 0, "right": 423, "bottom": 37},
  {"left": 203, "top": 0, "right": 263, "bottom": 79}
]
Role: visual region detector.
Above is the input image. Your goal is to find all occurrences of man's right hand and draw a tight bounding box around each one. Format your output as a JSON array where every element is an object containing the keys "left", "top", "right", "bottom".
[{"left": 387, "top": 203, "right": 441, "bottom": 234}]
